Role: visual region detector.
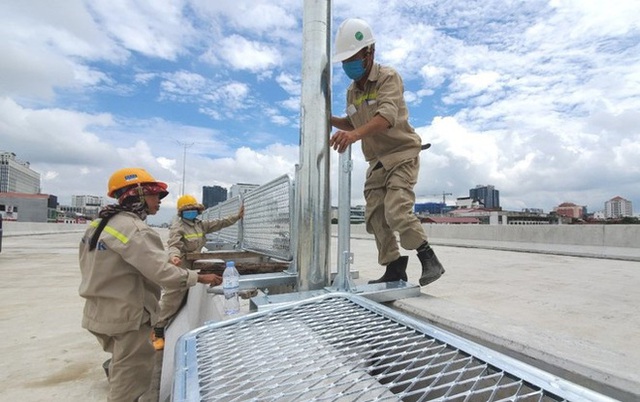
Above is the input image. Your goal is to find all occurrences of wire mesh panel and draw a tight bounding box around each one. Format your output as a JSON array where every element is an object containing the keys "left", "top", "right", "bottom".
[
  {"left": 200, "top": 197, "right": 241, "bottom": 245},
  {"left": 173, "top": 294, "right": 614, "bottom": 402},
  {"left": 216, "top": 196, "right": 241, "bottom": 245},
  {"left": 200, "top": 207, "right": 219, "bottom": 221},
  {"left": 241, "top": 174, "right": 293, "bottom": 261},
  {"left": 201, "top": 205, "right": 221, "bottom": 242}
]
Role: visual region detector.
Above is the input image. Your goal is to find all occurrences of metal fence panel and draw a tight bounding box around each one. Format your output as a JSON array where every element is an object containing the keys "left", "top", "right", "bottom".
[
  {"left": 200, "top": 197, "right": 241, "bottom": 246},
  {"left": 241, "top": 174, "right": 293, "bottom": 261},
  {"left": 173, "top": 293, "right": 614, "bottom": 402},
  {"left": 199, "top": 175, "right": 293, "bottom": 260},
  {"left": 216, "top": 196, "right": 241, "bottom": 245}
]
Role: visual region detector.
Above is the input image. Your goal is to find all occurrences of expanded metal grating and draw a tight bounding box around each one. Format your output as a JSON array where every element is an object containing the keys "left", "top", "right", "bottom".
[{"left": 173, "top": 294, "right": 613, "bottom": 402}]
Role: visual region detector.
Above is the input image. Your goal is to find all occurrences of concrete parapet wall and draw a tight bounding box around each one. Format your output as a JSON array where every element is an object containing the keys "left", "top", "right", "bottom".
[
  {"left": 2, "top": 221, "right": 89, "bottom": 236},
  {"left": 5, "top": 221, "right": 640, "bottom": 250},
  {"left": 346, "top": 223, "right": 640, "bottom": 248}
]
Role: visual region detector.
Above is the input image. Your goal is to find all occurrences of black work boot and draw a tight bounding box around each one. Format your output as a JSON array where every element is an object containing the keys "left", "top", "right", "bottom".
[
  {"left": 368, "top": 256, "right": 409, "bottom": 284},
  {"left": 417, "top": 244, "right": 445, "bottom": 286}
]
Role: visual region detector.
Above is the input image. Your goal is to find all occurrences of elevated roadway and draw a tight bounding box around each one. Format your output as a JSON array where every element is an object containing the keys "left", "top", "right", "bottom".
[{"left": 0, "top": 224, "right": 638, "bottom": 401}]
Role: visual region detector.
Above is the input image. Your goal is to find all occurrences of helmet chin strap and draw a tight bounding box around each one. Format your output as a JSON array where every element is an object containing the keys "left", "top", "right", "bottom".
[{"left": 136, "top": 185, "right": 148, "bottom": 210}]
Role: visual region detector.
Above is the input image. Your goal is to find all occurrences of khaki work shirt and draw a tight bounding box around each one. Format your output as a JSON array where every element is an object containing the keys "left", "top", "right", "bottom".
[
  {"left": 345, "top": 63, "right": 422, "bottom": 170},
  {"left": 78, "top": 212, "right": 198, "bottom": 335},
  {"left": 167, "top": 214, "right": 240, "bottom": 268}
]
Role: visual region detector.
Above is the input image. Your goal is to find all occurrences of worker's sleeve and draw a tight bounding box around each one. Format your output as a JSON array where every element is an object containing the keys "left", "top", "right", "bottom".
[
  {"left": 167, "top": 220, "right": 185, "bottom": 259},
  {"left": 374, "top": 70, "right": 403, "bottom": 128},
  {"left": 122, "top": 226, "right": 197, "bottom": 289},
  {"left": 202, "top": 214, "right": 240, "bottom": 234}
]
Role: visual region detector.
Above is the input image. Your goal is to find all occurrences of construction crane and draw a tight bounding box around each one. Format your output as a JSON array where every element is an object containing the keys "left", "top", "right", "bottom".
[{"left": 432, "top": 192, "right": 453, "bottom": 205}]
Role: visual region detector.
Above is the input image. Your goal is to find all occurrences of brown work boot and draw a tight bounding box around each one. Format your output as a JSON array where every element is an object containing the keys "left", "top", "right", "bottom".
[
  {"left": 417, "top": 244, "right": 445, "bottom": 286},
  {"left": 368, "top": 256, "right": 409, "bottom": 284},
  {"left": 152, "top": 336, "right": 165, "bottom": 351},
  {"left": 152, "top": 327, "right": 165, "bottom": 351}
]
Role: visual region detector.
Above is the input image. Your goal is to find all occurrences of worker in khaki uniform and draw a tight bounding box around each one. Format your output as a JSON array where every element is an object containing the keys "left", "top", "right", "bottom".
[
  {"left": 330, "top": 18, "right": 445, "bottom": 286},
  {"left": 151, "top": 194, "right": 244, "bottom": 350},
  {"left": 79, "top": 168, "right": 221, "bottom": 402}
]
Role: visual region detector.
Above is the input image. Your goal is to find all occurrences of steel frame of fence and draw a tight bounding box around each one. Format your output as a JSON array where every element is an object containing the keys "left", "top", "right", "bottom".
[
  {"left": 200, "top": 174, "right": 294, "bottom": 262},
  {"left": 172, "top": 293, "right": 615, "bottom": 402}
]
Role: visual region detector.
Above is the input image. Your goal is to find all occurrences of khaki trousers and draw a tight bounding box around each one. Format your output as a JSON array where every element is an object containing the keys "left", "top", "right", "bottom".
[
  {"left": 364, "top": 157, "right": 427, "bottom": 266},
  {"left": 90, "top": 322, "right": 155, "bottom": 402},
  {"left": 155, "top": 285, "right": 188, "bottom": 328},
  {"left": 156, "top": 262, "right": 192, "bottom": 328}
]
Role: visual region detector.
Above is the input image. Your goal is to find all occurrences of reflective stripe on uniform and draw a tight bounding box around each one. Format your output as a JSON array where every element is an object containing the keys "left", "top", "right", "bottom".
[
  {"left": 354, "top": 91, "right": 377, "bottom": 107},
  {"left": 90, "top": 219, "right": 130, "bottom": 244},
  {"left": 183, "top": 233, "right": 204, "bottom": 239}
]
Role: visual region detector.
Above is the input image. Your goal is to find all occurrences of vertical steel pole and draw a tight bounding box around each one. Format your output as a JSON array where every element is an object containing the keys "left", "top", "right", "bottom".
[
  {"left": 296, "top": 0, "right": 331, "bottom": 291},
  {"left": 331, "top": 148, "right": 356, "bottom": 291}
]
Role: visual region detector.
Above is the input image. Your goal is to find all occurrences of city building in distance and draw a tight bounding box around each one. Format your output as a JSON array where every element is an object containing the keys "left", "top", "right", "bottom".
[
  {"left": 605, "top": 196, "right": 633, "bottom": 219},
  {"left": 202, "top": 185, "right": 227, "bottom": 209},
  {"left": 229, "top": 183, "right": 259, "bottom": 199}
]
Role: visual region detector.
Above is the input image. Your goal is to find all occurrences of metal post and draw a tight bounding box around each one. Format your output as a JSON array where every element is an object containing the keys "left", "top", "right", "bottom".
[
  {"left": 176, "top": 140, "right": 194, "bottom": 195},
  {"left": 296, "top": 0, "right": 331, "bottom": 291},
  {"left": 331, "top": 148, "right": 356, "bottom": 291}
]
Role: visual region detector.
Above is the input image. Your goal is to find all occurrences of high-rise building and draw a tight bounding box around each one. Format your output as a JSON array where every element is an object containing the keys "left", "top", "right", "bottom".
[
  {"left": 469, "top": 185, "right": 500, "bottom": 209},
  {"left": 605, "top": 196, "right": 633, "bottom": 219},
  {"left": 71, "top": 195, "right": 105, "bottom": 220},
  {"left": 0, "top": 151, "right": 40, "bottom": 194},
  {"left": 229, "top": 183, "right": 259, "bottom": 199},
  {"left": 72, "top": 195, "right": 105, "bottom": 208},
  {"left": 202, "top": 185, "right": 227, "bottom": 209}
]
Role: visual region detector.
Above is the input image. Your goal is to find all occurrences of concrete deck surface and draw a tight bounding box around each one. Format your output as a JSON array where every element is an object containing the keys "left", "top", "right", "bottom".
[{"left": 0, "top": 228, "right": 638, "bottom": 401}]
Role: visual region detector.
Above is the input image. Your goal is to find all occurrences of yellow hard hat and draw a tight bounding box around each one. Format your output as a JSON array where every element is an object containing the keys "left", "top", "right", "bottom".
[
  {"left": 177, "top": 194, "right": 204, "bottom": 212},
  {"left": 334, "top": 18, "right": 376, "bottom": 62},
  {"left": 107, "top": 167, "right": 168, "bottom": 199}
]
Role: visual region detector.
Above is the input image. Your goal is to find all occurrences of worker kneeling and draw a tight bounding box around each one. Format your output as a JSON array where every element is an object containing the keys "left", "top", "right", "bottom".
[{"left": 78, "top": 168, "right": 221, "bottom": 402}]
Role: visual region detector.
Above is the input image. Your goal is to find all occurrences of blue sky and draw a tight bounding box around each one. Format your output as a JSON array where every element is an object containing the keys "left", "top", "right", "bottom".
[{"left": 1, "top": 0, "right": 639, "bottom": 224}]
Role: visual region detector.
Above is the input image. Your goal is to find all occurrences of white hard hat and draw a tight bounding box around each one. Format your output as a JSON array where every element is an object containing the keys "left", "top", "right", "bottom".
[{"left": 333, "top": 18, "right": 376, "bottom": 62}]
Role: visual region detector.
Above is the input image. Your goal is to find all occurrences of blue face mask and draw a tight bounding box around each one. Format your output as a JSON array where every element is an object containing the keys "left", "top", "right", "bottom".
[
  {"left": 182, "top": 210, "right": 198, "bottom": 220},
  {"left": 342, "top": 59, "right": 366, "bottom": 81}
]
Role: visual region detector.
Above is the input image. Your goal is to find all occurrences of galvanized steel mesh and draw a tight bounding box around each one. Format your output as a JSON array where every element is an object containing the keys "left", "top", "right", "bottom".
[
  {"left": 174, "top": 294, "right": 606, "bottom": 402},
  {"left": 199, "top": 175, "right": 292, "bottom": 260},
  {"left": 240, "top": 174, "right": 293, "bottom": 261},
  {"left": 201, "top": 196, "right": 242, "bottom": 246}
]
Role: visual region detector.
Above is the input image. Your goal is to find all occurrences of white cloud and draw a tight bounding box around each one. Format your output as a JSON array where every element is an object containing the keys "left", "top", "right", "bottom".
[
  {"left": 0, "top": 97, "right": 115, "bottom": 165},
  {"left": 188, "top": 0, "right": 299, "bottom": 37},
  {"left": 160, "top": 71, "right": 208, "bottom": 99},
  {"left": 276, "top": 73, "right": 300, "bottom": 96},
  {"left": 280, "top": 97, "right": 301, "bottom": 112},
  {"left": 217, "top": 35, "right": 282, "bottom": 72},
  {"left": 2, "top": 0, "right": 640, "bottom": 221},
  {"left": 87, "top": 0, "right": 196, "bottom": 60},
  {"left": 0, "top": 0, "right": 128, "bottom": 100}
]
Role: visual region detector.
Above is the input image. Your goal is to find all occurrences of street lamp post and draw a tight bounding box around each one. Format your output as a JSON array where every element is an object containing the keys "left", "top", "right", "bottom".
[{"left": 176, "top": 140, "right": 194, "bottom": 195}]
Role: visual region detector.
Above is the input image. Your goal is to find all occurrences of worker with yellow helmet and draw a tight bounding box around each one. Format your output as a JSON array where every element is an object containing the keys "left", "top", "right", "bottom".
[
  {"left": 78, "top": 167, "right": 221, "bottom": 401},
  {"left": 329, "top": 18, "right": 445, "bottom": 286},
  {"left": 152, "top": 194, "right": 244, "bottom": 350}
]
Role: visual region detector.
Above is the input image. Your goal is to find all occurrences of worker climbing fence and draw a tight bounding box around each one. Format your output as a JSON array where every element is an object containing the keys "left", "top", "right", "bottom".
[{"left": 200, "top": 174, "right": 294, "bottom": 262}]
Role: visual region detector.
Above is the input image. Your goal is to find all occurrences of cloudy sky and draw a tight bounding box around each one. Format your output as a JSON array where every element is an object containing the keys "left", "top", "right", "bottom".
[{"left": 1, "top": 0, "right": 639, "bottom": 224}]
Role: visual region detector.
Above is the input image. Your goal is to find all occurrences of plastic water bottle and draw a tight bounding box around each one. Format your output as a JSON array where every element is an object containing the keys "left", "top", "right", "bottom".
[{"left": 222, "top": 260, "right": 240, "bottom": 315}]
